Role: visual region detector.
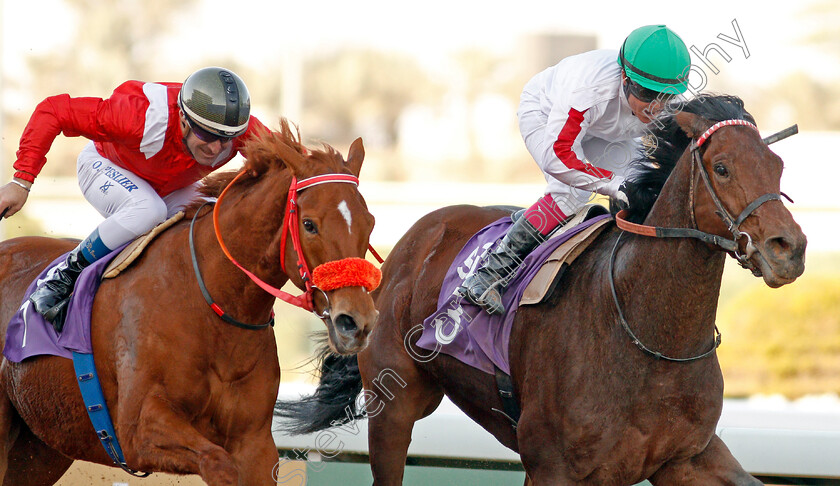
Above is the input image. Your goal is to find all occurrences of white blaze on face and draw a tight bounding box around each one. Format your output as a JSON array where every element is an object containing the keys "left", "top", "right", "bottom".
[{"left": 338, "top": 200, "right": 352, "bottom": 233}]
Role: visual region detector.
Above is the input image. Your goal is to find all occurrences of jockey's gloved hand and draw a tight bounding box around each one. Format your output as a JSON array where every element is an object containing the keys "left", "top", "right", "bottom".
[{"left": 615, "top": 180, "right": 634, "bottom": 210}]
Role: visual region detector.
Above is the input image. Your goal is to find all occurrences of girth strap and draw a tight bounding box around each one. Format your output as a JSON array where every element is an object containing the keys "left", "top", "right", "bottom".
[
  {"left": 72, "top": 352, "right": 151, "bottom": 477},
  {"left": 492, "top": 366, "right": 520, "bottom": 430}
]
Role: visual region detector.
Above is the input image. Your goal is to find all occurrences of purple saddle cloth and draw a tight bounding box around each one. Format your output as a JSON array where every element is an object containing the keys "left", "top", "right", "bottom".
[
  {"left": 415, "top": 214, "right": 611, "bottom": 375},
  {"left": 3, "top": 244, "right": 128, "bottom": 363}
]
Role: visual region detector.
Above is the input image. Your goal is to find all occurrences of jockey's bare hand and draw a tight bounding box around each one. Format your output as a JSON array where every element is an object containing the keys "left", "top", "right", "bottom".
[{"left": 0, "top": 179, "right": 31, "bottom": 218}]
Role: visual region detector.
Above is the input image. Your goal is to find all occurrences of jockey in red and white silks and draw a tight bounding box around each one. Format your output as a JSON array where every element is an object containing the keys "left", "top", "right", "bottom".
[
  {"left": 458, "top": 25, "right": 693, "bottom": 315},
  {"left": 0, "top": 67, "right": 268, "bottom": 327},
  {"left": 519, "top": 48, "right": 646, "bottom": 220}
]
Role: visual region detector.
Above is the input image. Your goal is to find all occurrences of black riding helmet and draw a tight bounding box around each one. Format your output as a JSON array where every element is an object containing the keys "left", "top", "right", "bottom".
[{"left": 178, "top": 67, "right": 250, "bottom": 138}]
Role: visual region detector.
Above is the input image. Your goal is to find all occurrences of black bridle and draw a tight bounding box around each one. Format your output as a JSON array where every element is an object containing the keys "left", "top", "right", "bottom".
[
  {"left": 688, "top": 120, "right": 793, "bottom": 273},
  {"left": 611, "top": 122, "right": 798, "bottom": 362}
]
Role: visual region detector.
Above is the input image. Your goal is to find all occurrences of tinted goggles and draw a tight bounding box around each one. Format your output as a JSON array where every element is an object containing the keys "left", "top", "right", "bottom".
[
  {"left": 624, "top": 78, "right": 673, "bottom": 104},
  {"left": 187, "top": 118, "right": 235, "bottom": 144}
]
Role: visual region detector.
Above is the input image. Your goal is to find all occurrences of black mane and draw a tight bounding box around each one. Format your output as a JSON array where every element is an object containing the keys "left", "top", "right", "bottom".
[{"left": 618, "top": 94, "right": 755, "bottom": 223}]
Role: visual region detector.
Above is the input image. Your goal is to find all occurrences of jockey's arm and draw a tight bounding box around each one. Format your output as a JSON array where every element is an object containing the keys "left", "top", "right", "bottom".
[
  {"left": 13, "top": 93, "right": 139, "bottom": 185},
  {"left": 537, "top": 104, "right": 624, "bottom": 198}
]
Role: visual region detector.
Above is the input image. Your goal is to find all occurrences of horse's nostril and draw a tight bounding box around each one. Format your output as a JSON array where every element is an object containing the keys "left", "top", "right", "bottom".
[
  {"left": 765, "top": 236, "right": 792, "bottom": 259},
  {"left": 335, "top": 314, "right": 358, "bottom": 336}
]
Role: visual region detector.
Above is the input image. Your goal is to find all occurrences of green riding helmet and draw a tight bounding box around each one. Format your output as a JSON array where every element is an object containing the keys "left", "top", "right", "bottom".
[
  {"left": 179, "top": 67, "right": 251, "bottom": 137},
  {"left": 618, "top": 25, "right": 691, "bottom": 95}
]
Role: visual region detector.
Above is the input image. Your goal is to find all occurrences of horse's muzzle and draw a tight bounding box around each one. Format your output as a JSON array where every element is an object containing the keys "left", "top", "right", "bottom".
[
  {"left": 320, "top": 287, "right": 379, "bottom": 355},
  {"left": 750, "top": 230, "right": 807, "bottom": 288}
]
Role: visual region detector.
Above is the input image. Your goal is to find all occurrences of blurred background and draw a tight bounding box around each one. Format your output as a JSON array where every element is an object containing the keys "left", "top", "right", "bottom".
[{"left": 1, "top": 0, "right": 839, "bottom": 400}]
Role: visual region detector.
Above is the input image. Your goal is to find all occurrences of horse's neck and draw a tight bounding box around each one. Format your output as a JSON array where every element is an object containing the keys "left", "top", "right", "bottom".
[
  {"left": 615, "top": 153, "right": 726, "bottom": 357},
  {"left": 191, "top": 187, "right": 288, "bottom": 326}
]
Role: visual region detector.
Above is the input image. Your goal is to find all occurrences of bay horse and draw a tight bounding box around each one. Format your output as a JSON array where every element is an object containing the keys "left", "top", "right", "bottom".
[
  {"left": 0, "top": 120, "right": 379, "bottom": 485},
  {"left": 277, "top": 95, "right": 807, "bottom": 485}
]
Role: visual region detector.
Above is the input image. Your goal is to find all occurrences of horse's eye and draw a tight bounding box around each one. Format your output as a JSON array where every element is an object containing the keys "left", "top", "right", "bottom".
[
  {"left": 713, "top": 164, "right": 729, "bottom": 178},
  {"left": 302, "top": 219, "right": 318, "bottom": 234}
]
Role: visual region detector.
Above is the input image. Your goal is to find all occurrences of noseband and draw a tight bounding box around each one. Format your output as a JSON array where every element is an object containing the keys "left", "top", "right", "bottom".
[{"left": 189, "top": 170, "right": 382, "bottom": 330}]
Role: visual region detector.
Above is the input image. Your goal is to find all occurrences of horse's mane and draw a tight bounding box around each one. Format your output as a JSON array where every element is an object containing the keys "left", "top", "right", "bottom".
[
  {"left": 619, "top": 94, "right": 756, "bottom": 223},
  {"left": 183, "top": 118, "right": 343, "bottom": 218}
]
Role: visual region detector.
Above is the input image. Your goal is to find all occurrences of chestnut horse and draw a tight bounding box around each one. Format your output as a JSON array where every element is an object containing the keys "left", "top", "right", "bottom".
[
  {"left": 0, "top": 121, "right": 379, "bottom": 485},
  {"left": 277, "top": 95, "right": 807, "bottom": 485}
]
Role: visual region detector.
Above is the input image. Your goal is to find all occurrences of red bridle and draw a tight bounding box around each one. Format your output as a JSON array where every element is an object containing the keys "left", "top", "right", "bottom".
[{"left": 213, "top": 171, "right": 382, "bottom": 315}]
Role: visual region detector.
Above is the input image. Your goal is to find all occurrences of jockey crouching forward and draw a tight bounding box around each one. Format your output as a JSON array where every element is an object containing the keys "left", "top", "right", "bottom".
[
  {"left": 0, "top": 67, "right": 269, "bottom": 328},
  {"left": 457, "top": 25, "right": 691, "bottom": 315}
]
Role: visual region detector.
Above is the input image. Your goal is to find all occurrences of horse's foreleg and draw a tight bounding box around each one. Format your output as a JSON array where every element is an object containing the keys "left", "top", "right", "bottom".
[
  {"left": 126, "top": 396, "right": 240, "bottom": 485},
  {"left": 2, "top": 362, "right": 74, "bottom": 486},
  {"left": 228, "top": 432, "right": 281, "bottom": 486},
  {"left": 1, "top": 412, "right": 73, "bottom": 486},
  {"left": 0, "top": 384, "right": 17, "bottom": 481},
  {"left": 649, "top": 434, "right": 763, "bottom": 486}
]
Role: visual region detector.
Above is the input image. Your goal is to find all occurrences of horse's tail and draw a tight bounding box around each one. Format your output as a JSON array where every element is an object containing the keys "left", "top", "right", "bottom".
[{"left": 274, "top": 340, "right": 365, "bottom": 435}]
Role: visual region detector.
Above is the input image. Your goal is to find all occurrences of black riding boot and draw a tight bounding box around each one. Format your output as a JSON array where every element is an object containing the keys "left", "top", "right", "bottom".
[
  {"left": 29, "top": 245, "right": 92, "bottom": 330},
  {"left": 457, "top": 214, "right": 546, "bottom": 315}
]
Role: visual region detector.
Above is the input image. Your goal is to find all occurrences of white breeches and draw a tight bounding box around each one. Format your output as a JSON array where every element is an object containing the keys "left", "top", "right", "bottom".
[{"left": 76, "top": 142, "right": 199, "bottom": 249}]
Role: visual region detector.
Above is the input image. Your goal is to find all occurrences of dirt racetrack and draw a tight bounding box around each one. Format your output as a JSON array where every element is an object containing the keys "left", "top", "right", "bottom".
[{"left": 54, "top": 459, "right": 306, "bottom": 485}]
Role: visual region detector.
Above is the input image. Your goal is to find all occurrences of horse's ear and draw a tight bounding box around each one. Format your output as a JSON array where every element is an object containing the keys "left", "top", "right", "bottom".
[
  {"left": 674, "top": 111, "right": 711, "bottom": 140},
  {"left": 346, "top": 137, "right": 365, "bottom": 178},
  {"left": 273, "top": 140, "right": 306, "bottom": 177}
]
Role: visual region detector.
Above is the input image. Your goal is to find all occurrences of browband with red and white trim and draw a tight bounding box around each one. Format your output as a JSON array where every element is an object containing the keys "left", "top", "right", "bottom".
[
  {"left": 295, "top": 174, "right": 359, "bottom": 191},
  {"left": 696, "top": 119, "right": 758, "bottom": 148}
]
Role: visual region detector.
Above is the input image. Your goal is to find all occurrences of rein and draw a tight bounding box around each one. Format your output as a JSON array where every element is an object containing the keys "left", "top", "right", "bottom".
[
  {"left": 190, "top": 203, "right": 274, "bottom": 330},
  {"left": 609, "top": 232, "right": 721, "bottom": 362},
  {"left": 610, "top": 121, "right": 797, "bottom": 362}
]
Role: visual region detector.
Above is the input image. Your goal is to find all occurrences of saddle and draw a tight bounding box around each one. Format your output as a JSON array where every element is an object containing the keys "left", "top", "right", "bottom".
[
  {"left": 102, "top": 211, "right": 184, "bottom": 279},
  {"left": 520, "top": 204, "right": 612, "bottom": 305}
]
